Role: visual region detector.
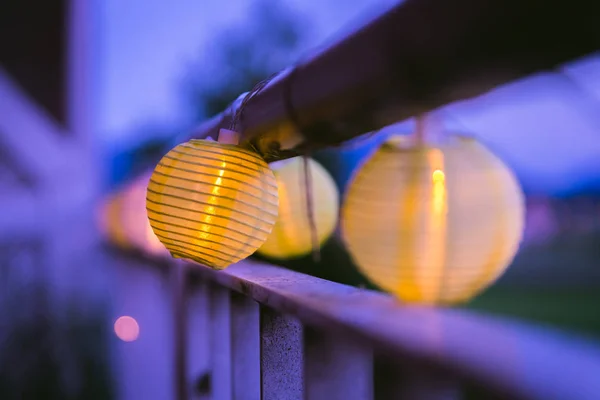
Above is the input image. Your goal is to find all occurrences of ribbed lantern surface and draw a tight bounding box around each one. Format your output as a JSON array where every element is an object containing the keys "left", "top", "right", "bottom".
[
  {"left": 257, "top": 157, "right": 339, "bottom": 259},
  {"left": 341, "top": 135, "right": 525, "bottom": 304},
  {"left": 146, "top": 139, "right": 279, "bottom": 269}
]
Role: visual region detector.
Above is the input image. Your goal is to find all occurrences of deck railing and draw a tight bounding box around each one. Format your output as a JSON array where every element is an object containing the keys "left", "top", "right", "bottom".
[
  {"left": 115, "top": 253, "right": 600, "bottom": 400},
  {"left": 110, "top": 1, "right": 600, "bottom": 399}
]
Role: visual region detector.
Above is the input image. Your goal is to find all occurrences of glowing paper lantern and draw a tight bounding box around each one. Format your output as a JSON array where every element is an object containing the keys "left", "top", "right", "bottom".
[
  {"left": 146, "top": 133, "right": 279, "bottom": 270},
  {"left": 341, "top": 134, "right": 525, "bottom": 305},
  {"left": 257, "top": 157, "right": 339, "bottom": 259}
]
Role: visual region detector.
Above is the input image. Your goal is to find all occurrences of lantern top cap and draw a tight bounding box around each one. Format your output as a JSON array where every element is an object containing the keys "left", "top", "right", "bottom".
[
  {"left": 218, "top": 128, "right": 241, "bottom": 145},
  {"left": 187, "top": 138, "right": 264, "bottom": 158}
]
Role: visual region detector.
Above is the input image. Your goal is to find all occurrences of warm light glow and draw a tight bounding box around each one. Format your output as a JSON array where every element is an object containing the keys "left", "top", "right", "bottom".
[
  {"left": 257, "top": 157, "right": 339, "bottom": 259},
  {"left": 102, "top": 195, "right": 131, "bottom": 249},
  {"left": 341, "top": 135, "right": 525, "bottom": 305},
  {"left": 146, "top": 140, "right": 279, "bottom": 269},
  {"left": 432, "top": 169, "right": 445, "bottom": 184},
  {"left": 120, "top": 173, "right": 169, "bottom": 256},
  {"left": 114, "top": 316, "right": 140, "bottom": 342}
]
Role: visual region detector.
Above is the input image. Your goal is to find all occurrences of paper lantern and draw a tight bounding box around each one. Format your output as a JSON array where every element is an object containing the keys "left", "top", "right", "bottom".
[
  {"left": 121, "top": 173, "right": 169, "bottom": 256},
  {"left": 99, "top": 175, "right": 168, "bottom": 256},
  {"left": 146, "top": 135, "right": 279, "bottom": 270},
  {"left": 101, "top": 194, "right": 131, "bottom": 249},
  {"left": 257, "top": 157, "right": 339, "bottom": 259},
  {"left": 341, "top": 134, "right": 525, "bottom": 305}
]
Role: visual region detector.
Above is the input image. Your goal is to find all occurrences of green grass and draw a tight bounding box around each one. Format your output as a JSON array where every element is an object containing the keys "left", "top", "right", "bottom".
[
  {"left": 465, "top": 230, "right": 600, "bottom": 340},
  {"left": 465, "top": 286, "right": 600, "bottom": 340}
]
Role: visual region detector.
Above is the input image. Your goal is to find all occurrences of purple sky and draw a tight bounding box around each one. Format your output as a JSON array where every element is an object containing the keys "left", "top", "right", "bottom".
[
  {"left": 97, "top": 0, "right": 393, "bottom": 140},
  {"left": 96, "top": 0, "right": 600, "bottom": 194}
]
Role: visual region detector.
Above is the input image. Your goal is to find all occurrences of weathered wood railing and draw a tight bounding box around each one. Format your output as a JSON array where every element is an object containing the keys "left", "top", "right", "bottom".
[{"left": 121, "top": 253, "right": 600, "bottom": 400}]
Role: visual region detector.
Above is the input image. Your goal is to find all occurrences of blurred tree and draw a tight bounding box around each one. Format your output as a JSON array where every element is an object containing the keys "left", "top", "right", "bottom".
[
  {"left": 109, "top": 0, "right": 309, "bottom": 189},
  {"left": 181, "top": 0, "right": 309, "bottom": 120}
]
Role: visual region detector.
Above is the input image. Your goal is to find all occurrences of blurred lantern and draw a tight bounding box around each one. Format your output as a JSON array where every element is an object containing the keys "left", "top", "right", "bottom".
[
  {"left": 146, "top": 129, "right": 279, "bottom": 270},
  {"left": 101, "top": 194, "right": 131, "bottom": 250},
  {"left": 100, "top": 174, "right": 168, "bottom": 256},
  {"left": 257, "top": 157, "right": 339, "bottom": 259},
  {"left": 121, "top": 173, "right": 169, "bottom": 256},
  {"left": 341, "top": 133, "right": 525, "bottom": 305}
]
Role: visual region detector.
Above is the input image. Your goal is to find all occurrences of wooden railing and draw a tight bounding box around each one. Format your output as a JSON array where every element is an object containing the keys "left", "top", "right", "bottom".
[
  {"left": 113, "top": 252, "right": 600, "bottom": 400},
  {"left": 110, "top": 1, "right": 600, "bottom": 399}
]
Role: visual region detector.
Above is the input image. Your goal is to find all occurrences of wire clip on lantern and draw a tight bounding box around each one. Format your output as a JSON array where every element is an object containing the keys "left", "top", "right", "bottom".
[
  {"left": 257, "top": 157, "right": 339, "bottom": 260},
  {"left": 341, "top": 124, "right": 525, "bottom": 305},
  {"left": 146, "top": 129, "right": 279, "bottom": 270}
]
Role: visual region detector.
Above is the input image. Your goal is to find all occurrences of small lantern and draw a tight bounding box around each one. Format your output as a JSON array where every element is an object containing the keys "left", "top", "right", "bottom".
[
  {"left": 122, "top": 173, "right": 169, "bottom": 256},
  {"left": 100, "top": 174, "right": 168, "bottom": 256},
  {"left": 146, "top": 129, "right": 279, "bottom": 270},
  {"left": 257, "top": 157, "right": 339, "bottom": 259},
  {"left": 101, "top": 194, "right": 131, "bottom": 250},
  {"left": 341, "top": 134, "right": 525, "bottom": 305}
]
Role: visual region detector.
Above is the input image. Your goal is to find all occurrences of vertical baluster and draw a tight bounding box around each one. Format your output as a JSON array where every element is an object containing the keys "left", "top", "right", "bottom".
[
  {"left": 260, "top": 307, "right": 303, "bottom": 400},
  {"left": 173, "top": 262, "right": 189, "bottom": 400},
  {"left": 187, "top": 279, "right": 211, "bottom": 399},
  {"left": 230, "top": 292, "right": 261, "bottom": 400},
  {"left": 304, "top": 328, "right": 373, "bottom": 400},
  {"left": 209, "top": 284, "right": 232, "bottom": 400}
]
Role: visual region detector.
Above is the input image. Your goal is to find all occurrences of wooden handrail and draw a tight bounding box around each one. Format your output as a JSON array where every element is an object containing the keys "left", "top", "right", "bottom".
[
  {"left": 180, "top": 0, "right": 600, "bottom": 162},
  {"left": 184, "top": 259, "right": 600, "bottom": 400}
]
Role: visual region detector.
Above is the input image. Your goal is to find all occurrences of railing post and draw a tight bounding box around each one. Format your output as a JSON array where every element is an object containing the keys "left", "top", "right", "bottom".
[
  {"left": 304, "top": 328, "right": 373, "bottom": 400},
  {"left": 172, "top": 261, "right": 188, "bottom": 400},
  {"left": 209, "top": 284, "right": 232, "bottom": 400},
  {"left": 187, "top": 279, "right": 211, "bottom": 399},
  {"left": 260, "top": 307, "right": 303, "bottom": 400},
  {"left": 230, "top": 292, "right": 261, "bottom": 400}
]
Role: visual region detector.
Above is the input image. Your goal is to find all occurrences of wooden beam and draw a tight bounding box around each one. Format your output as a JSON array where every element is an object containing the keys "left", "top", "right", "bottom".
[{"left": 185, "top": 0, "right": 600, "bottom": 162}]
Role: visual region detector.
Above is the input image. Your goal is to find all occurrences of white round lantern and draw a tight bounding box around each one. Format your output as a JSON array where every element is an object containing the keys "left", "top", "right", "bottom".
[
  {"left": 257, "top": 157, "right": 339, "bottom": 259},
  {"left": 341, "top": 134, "right": 525, "bottom": 305}
]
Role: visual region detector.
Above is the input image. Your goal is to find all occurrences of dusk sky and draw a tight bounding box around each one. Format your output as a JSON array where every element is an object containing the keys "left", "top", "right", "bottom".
[{"left": 96, "top": 0, "right": 600, "bottom": 195}]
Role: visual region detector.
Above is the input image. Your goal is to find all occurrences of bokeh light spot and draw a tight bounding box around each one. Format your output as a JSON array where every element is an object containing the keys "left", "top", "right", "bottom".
[{"left": 114, "top": 316, "right": 140, "bottom": 342}]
